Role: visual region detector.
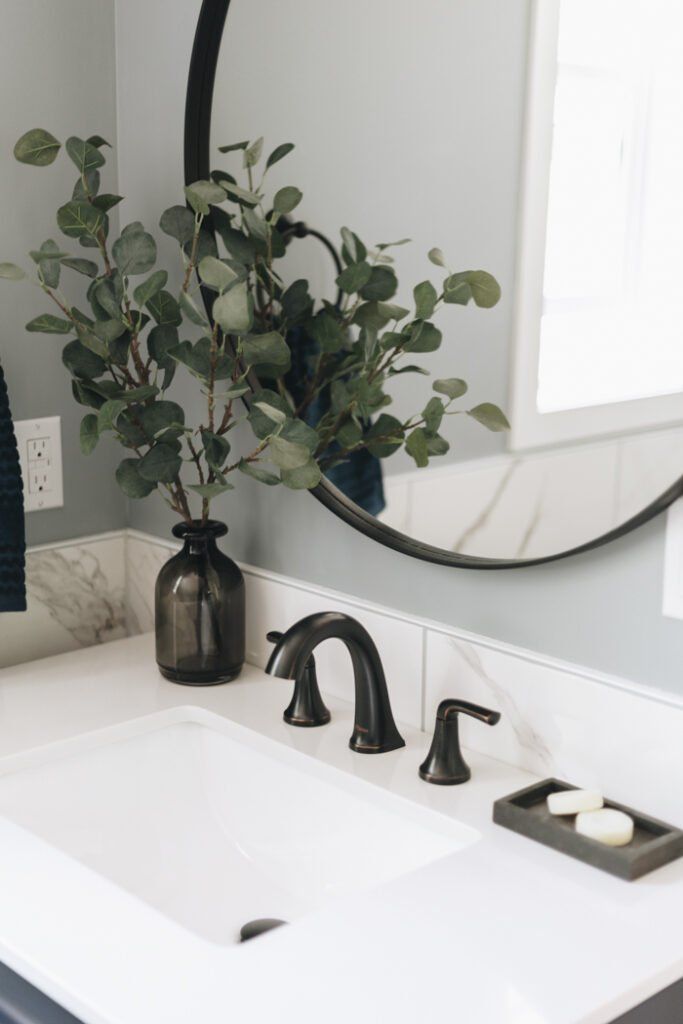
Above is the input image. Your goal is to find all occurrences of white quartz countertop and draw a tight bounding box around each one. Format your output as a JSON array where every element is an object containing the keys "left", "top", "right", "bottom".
[{"left": 0, "top": 635, "right": 681, "bottom": 1024}]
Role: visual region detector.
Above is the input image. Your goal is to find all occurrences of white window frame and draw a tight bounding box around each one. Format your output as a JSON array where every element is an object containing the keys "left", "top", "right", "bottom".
[{"left": 509, "top": 0, "right": 683, "bottom": 451}]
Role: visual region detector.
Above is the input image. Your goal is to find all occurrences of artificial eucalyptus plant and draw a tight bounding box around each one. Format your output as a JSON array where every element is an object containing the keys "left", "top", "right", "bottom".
[{"left": 1, "top": 128, "right": 508, "bottom": 526}]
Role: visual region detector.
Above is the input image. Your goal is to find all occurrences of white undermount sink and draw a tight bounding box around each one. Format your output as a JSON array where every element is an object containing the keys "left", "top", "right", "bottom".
[{"left": 0, "top": 707, "right": 478, "bottom": 945}]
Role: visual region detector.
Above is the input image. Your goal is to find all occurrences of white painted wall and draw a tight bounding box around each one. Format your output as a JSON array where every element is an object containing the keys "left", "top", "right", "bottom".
[{"left": 0, "top": 0, "right": 125, "bottom": 546}]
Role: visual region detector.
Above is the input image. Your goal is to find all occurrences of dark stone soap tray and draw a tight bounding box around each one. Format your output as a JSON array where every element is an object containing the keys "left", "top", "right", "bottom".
[{"left": 493, "top": 778, "right": 683, "bottom": 881}]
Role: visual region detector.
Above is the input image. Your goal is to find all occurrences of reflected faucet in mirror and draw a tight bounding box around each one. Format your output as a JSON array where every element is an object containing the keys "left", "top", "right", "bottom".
[{"left": 265, "top": 612, "right": 405, "bottom": 754}]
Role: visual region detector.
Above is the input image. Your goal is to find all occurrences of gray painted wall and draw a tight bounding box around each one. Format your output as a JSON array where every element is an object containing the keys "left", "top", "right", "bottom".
[
  {"left": 115, "top": 0, "right": 683, "bottom": 695},
  {"left": 0, "top": 0, "right": 126, "bottom": 547}
]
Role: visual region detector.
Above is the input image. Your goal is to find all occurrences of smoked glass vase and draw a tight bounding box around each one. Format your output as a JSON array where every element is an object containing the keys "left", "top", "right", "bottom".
[{"left": 155, "top": 520, "right": 245, "bottom": 685}]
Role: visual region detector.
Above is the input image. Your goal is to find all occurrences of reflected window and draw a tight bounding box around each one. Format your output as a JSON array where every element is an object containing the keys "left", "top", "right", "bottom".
[{"left": 539, "top": 0, "right": 683, "bottom": 412}]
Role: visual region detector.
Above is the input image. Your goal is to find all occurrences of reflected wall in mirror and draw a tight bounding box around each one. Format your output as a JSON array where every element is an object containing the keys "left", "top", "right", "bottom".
[{"left": 201, "top": 0, "right": 683, "bottom": 562}]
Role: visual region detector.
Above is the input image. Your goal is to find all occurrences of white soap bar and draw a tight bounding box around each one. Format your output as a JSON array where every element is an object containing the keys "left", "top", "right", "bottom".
[
  {"left": 576, "top": 808, "right": 634, "bottom": 846},
  {"left": 547, "top": 789, "right": 603, "bottom": 816}
]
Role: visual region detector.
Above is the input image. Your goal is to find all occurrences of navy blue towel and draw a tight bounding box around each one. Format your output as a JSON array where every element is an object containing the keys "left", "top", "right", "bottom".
[{"left": 0, "top": 363, "right": 26, "bottom": 612}]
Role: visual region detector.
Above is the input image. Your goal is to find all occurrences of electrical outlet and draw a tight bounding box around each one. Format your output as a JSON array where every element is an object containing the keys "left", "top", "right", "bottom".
[
  {"left": 14, "top": 417, "right": 63, "bottom": 513},
  {"left": 663, "top": 499, "right": 683, "bottom": 620}
]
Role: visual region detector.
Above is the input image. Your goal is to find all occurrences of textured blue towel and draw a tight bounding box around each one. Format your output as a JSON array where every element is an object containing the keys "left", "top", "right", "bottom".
[{"left": 0, "top": 364, "right": 26, "bottom": 612}]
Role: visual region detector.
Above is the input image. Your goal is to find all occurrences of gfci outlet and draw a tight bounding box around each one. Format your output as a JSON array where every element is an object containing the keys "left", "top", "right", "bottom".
[
  {"left": 14, "top": 416, "right": 64, "bottom": 513},
  {"left": 663, "top": 499, "right": 683, "bottom": 620}
]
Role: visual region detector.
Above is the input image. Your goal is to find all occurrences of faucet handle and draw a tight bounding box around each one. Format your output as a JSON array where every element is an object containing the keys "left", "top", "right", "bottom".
[
  {"left": 266, "top": 630, "right": 331, "bottom": 728},
  {"left": 419, "top": 699, "right": 501, "bottom": 785}
]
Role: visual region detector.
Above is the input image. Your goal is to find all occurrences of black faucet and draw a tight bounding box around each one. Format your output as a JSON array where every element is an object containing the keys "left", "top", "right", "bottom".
[{"left": 265, "top": 612, "right": 405, "bottom": 754}]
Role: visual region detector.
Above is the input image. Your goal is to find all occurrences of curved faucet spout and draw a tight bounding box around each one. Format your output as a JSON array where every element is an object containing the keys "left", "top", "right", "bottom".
[{"left": 265, "top": 612, "right": 405, "bottom": 754}]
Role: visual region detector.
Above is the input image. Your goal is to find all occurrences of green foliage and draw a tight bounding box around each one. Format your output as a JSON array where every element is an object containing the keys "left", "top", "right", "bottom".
[
  {"left": 14, "top": 129, "right": 61, "bottom": 166},
  {"left": 7, "top": 126, "right": 506, "bottom": 527}
]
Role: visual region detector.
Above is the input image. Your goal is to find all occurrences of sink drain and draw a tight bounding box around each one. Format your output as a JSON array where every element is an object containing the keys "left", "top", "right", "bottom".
[{"left": 239, "top": 918, "right": 287, "bottom": 942}]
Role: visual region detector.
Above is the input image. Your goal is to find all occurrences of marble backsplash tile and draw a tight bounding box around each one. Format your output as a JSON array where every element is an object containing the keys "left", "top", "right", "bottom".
[{"left": 0, "top": 533, "right": 127, "bottom": 670}]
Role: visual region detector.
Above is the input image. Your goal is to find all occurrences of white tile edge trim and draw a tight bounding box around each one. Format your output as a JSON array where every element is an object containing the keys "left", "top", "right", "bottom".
[{"left": 125, "top": 529, "right": 683, "bottom": 715}]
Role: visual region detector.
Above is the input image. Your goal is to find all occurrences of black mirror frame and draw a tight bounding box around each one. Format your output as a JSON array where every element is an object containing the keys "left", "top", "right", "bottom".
[{"left": 184, "top": 0, "right": 683, "bottom": 570}]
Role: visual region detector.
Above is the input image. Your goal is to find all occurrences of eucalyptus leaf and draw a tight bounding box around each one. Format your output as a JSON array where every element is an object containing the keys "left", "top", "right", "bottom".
[
  {"left": 92, "top": 194, "right": 123, "bottom": 213},
  {"left": 422, "top": 396, "right": 445, "bottom": 435},
  {"left": 221, "top": 181, "right": 262, "bottom": 206},
  {"left": 248, "top": 389, "right": 292, "bottom": 439},
  {"left": 184, "top": 180, "right": 227, "bottom": 215},
  {"left": 243, "top": 137, "right": 263, "bottom": 168},
  {"left": 97, "top": 399, "right": 127, "bottom": 433},
  {"left": 406, "top": 427, "right": 429, "bottom": 468},
  {"left": 467, "top": 403, "right": 510, "bottom": 432},
  {"left": 72, "top": 170, "right": 100, "bottom": 202},
  {"left": 340, "top": 227, "right": 366, "bottom": 266},
  {"left": 217, "top": 140, "right": 249, "bottom": 153},
  {"left": 467, "top": 270, "right": 502, "bottom": 309},
  {"left": 414, "top": 280, "right": 438, "bottom": 320},
  {"left": 201, "top": 429, "right": 230, "bottom": 470},
  {"left": 30, "top": 240, "right": 65, "bottom": 288},
  {"left": 242, "top": 331, "right": 290, "bottom": 371},
  {"left": 365, "top": 414, "right": 404, "bottom": 458},
  {"left": 433, "top": 378, "right": 468, "bottom": 400},
  {"left": 57, "top": 201, "right": 104, "bottom": 240},
  {"left": 360, "top": 266, "right": 398, "bottom": 302},
  {"left": 279, "top": 418, "right": 319, "bottom": 454},
  {"left": 403, "top": 321, "right": 442, "bottom": 353},
  {"left": 187, "top": 482, "right": 234, "bottom": 498},
  {"left": 25, "top": 314, "right": 71, "bottom": 334},
  {"left": 336, "top": 261, "right": 371, "bottom": 294},
  {"left": 62, "top": 340, "right": 106, "bottom": 380},
  {"left": 265, "top": 143, "right": 294, "bottom": 170},
  {"left": 0, "top": 263, "right": 26, "bottom": 281},
  {"left": 147, "top": 289, "right": 182, "bottom": 327},
  {"left": 138, "top": 443, "right": 182, "bottom": 483},
  {"left": 178, "top": 289, "right": 209, "bottom": 327},
  {"left": 87, "top": 135, "right": 111, "bottom": 149},
  {"left": 79, "top": 414, "right": 99, "bottom": 455},
  {"left": 280, "top": 460, "right": 322, "bottom": 490},
  {"left": 309, "top": 311, "right": 345, "bottom": 353},
  {"left": 147, "top": 325, "right": 179, "bottom": 368},
  {"left": 140, "top": 401, "right": 185, "bottom": 439},
  {"left": 269, "top": 436, "right": 310, "bottom": 470},
  {"left": 113, "top": 224, "right": 157, "bottom": 276},
  {"left": 198, "top": 255, "right": 238, "bottom": 292},
  {"left": 14, "top": 129, "right": 61, "bottom": 166},
  {"left": 62, "top": 257, "right": 99, "bottom": 278},
  {"left": 213, "top": 282, "right": 252, "bottom": 333},
  {"left": 159, "top": 205, "right": 196, "bottom": 245},
  {"left": 387, "top": 365, "right": 429, "bottom": 377},
  {"left": 273, "top": 186, "right": 302, "bottom": 215},
  {"left": 116, "top": 458, "right": 157, "bottom": 498},
  {"left": 65, "top": 136, "right": 105, "bottom": 175},
  {"left": 238, "top": 460, "right": 280, "bottom": 485},
  {"left": 133, "top": 270, "right": 168, "bottom": 307},
  {"left": 428, "top": 248, "right": 447, "bottom": 268}
]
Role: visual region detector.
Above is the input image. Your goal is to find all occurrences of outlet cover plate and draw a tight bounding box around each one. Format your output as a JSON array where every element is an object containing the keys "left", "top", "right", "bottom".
[
  {"left": 663, "top": 499, "right": 683, "bottom": 620},
  {"left": 14, "top": 416, "right": 64, "bottom": 513}
]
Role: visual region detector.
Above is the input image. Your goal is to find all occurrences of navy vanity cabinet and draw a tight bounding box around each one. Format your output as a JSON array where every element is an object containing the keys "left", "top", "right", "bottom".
[{"left": 0, "top": 964, "right": 82, "bottom": 1024}]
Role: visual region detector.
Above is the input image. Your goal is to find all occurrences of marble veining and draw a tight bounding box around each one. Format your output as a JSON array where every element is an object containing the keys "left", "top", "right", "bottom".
[
  {"left": 445, "top": 635, "right": 556, "bottom": 773},
  {"left": 27, "top": 547, "right": 126, "bottom": 647}
]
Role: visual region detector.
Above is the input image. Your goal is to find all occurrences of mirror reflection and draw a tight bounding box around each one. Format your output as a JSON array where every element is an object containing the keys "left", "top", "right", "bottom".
[{"left": 210, "top": 0, "right": 683, "bottom": 560}]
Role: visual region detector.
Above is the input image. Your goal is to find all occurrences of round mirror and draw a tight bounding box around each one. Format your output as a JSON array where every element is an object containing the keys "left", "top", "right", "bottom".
[{"left": 187, "top": 0, "right": 683, "bottom": 567}]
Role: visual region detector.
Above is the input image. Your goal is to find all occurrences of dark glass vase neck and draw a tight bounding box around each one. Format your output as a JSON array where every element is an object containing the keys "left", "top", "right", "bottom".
[{"left": 173, "top": 519, "right": 228, "bottom": 555}]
